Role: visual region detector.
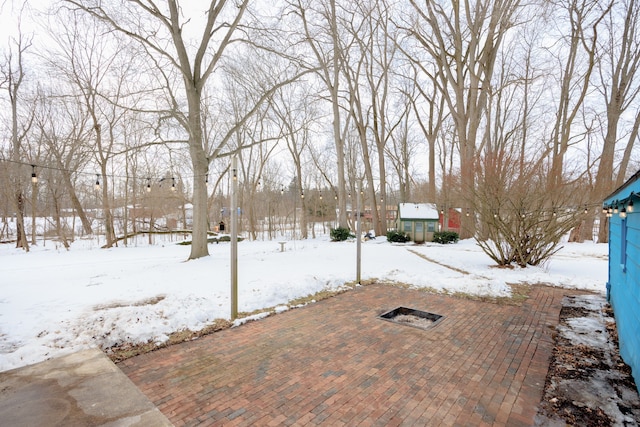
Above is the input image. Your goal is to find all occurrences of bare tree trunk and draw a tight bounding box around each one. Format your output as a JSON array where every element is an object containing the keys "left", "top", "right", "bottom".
[
  {"left": 594, "top": 0, "right": 640, "bottom": 243},
  {"left": 616, "top": 113, "right": 640, "bottom": 187},
  {"left": 61, "top": 168, "right": 92, "bottom": 235},
  {"left": 30, "top": 178, "right": 37, "bottom": 245},
  {"left": 5, "top": 33, "right": 32, "bottom": 250},
  {"left": 549, "top": 0, "right": 610, "bottom": 188}
]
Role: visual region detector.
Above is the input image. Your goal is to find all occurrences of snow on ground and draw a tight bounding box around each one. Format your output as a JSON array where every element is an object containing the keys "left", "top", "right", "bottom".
[{"left": 0, "top": 235, "right": 608, "bottom": 372}]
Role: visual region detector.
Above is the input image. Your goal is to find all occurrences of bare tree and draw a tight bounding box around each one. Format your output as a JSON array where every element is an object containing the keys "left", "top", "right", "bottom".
[
  {"left": 406, "top": 0, "right": 522, "bottom": 238},
  {"left": 405, "top": 62, "right": 448, "bottom": 202},
  {"left": 33, "top": 88, "right": 94, "bottom": 236},
  {"left": 547, "top": 0, "right": 613, "bottom": 190},
  {"left": 338, "top": 0, "right": 409, "bottom": 236},
  {"left": 64, "top": 0, "right": 250, "bottom": 258},
  {"left": 592, "top": 0, "right": 640, "bottom": 242},
  {"left": 269, "top": 84, "right": 319, "bottom": 239},
  {"left": 1, "top": 26, "right": 34, "bottom": 250},
  {"left": 289, "top": 0, "right": 351, "bottom": 229}
]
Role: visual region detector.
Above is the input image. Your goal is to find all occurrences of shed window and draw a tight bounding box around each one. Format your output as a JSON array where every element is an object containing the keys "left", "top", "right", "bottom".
[
  {"left": 403, "top": 222, "right": 412, "bottom": 232},
  {"left": 621, "top": 218, "right": 627, "bottom": 272},
  {"left": 427, "top": 222, "right": 435, "bottom": 232}
]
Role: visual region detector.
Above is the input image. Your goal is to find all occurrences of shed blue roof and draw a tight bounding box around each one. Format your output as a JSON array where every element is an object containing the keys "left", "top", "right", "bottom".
[{"left": 604, "top": 169, "right": 640, "bottom": 205}]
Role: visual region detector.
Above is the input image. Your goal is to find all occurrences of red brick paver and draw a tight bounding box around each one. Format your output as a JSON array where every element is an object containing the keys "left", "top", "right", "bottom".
[{"left": 118, "top": 284, "right": 571, "bottom": 426}]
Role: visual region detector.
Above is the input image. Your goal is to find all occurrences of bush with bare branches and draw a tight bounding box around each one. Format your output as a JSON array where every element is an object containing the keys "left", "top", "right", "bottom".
[{"left": 473, "top": 152, "right": 588, "bottom": 267}]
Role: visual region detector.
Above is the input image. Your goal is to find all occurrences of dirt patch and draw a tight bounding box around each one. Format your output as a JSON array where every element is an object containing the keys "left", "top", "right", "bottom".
[
  {"left": 106, "top": 319, "right": 232, "bottom": 363},
  {"left": 536, "top": 295, "right": 640, "bottom": 426},
  {"left": 393, "top": 314, "right": 436, "bottom": 328}
]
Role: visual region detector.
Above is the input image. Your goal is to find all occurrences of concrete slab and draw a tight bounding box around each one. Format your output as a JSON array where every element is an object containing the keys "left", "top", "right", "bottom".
[{"left": 0, "top": 348, "right": 172, "bottom": 427}]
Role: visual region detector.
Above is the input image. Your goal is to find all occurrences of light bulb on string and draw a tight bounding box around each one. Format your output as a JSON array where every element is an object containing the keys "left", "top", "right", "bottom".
[
  {"left": 300, "top": 191, "right": 304, "bottom": 199},
  {"left": 465, "top": 209, "right": 470, "bottom": 217},
  {"left": 584, "top": 205, "right": 588, "bottom": 215},
  {"left": 628, "top": 199, "right": 634, "bottom": 213},
  {"left": 334, "top": 193, "right": 338, "bottom": 201},
  {"left": 280, "top": 186, "right": 284, "bottom": 196},
  {"left": 319, "top": 192, "right": 323, "bottom": 201},
  {"left": 171, "top": 177, "right": 176, "bottom": 192},
  {"left": 620, "top": 207, "right": 627, "bottom": 218},
  {"left": 94, "top": 174, "right": 100, "bottom": 191},
  {"left": 31, "top": 165, "right": 37, "bottom": 184},
  {"left": 614, "top": 205, "right": 619, "bottom": 214},
  {"left": 146, "top": 178, "right": 151, "bottom": 193}
]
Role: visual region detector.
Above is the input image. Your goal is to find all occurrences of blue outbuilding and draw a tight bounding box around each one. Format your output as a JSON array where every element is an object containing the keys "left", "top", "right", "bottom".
[{"left": 604, "top": 170, "right": 640, "bottom": 392}]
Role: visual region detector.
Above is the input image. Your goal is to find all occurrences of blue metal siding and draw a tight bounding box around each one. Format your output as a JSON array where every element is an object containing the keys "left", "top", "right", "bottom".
[
  {"left": 605, "top": 178, "right": 640, "bottom": 393},
  {"left": 614, "top": 213, "right": 640, "bottom": 387}
]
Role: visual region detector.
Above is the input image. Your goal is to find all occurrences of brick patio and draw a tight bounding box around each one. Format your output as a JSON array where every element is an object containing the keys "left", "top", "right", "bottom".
[{"left": 118, "top": 284, "right": 570, "bottom": 426}]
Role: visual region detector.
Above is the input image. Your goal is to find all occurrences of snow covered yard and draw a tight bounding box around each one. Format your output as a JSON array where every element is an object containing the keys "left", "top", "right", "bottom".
[{"left": 0, "top": 237, "right": 608, "bottom": 373}]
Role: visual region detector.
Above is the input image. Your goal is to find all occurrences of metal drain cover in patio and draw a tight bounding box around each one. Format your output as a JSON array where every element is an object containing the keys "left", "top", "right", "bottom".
[{"left": 379, "top": 306, "right": 444, "bottom": 330}]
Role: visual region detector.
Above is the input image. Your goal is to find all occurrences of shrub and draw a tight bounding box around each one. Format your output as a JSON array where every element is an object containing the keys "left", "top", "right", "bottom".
[
  {"left": 386, "top": 230, "right": 411, "bottom": 243},
  {"left": 433, "top": 231, "right": 459, "bottom": 244},
  {"left": 330, "top": 227, "right": 354, "bottom": 241}
]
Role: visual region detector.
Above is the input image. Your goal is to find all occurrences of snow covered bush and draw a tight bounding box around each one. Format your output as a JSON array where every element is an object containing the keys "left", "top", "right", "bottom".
[
  {"left": 330, "top": 227, "right": 354, "bottom": 241},
  {"left": 386, "top": 230, "right": 410, "bottom": 243}
]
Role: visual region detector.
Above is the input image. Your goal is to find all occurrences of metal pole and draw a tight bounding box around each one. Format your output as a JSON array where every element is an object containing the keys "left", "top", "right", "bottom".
[
  {"left": 230, "top": 156, "right": 238, "bottom": 320},
  {"left": 356, "top": 181, "right": 362, "bottom": 285}
]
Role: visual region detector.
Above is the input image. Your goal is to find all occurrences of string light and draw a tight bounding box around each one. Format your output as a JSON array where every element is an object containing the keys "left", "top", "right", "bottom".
[
  {"left": 603, "top": 196, "right": 636, "bottom": 218},
  {"left": 300, "top": 191, "right": 304, "bottom": 199},
  {"left": 1, "top": 159, "right": 616, "bottom": 219}
]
